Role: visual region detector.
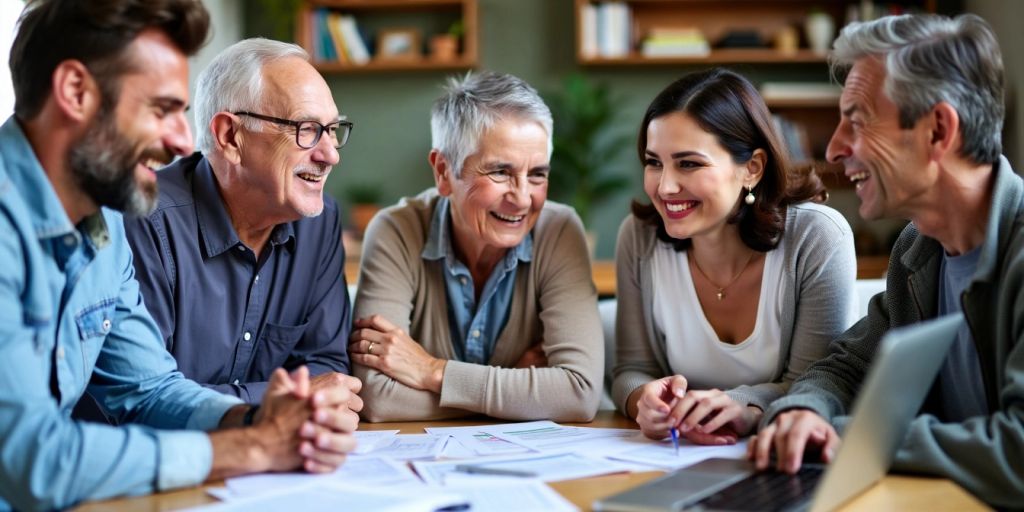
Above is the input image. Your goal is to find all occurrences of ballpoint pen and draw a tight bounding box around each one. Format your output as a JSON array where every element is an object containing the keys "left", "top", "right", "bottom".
[
  {"left": 453, "top": 464, "right": 538, "bottom": 478},
  {"left": 670, "top": 427, "right": 680, "bottom": 456}
]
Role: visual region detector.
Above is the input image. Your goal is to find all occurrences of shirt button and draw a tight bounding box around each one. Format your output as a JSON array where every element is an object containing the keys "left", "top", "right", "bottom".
[
  {"left": 63, "top": 235, "right": 75, "bottom": 246},
  {"left": 233, "top": 379, "right": 240, "bottom": 385},
  {"left": 243, "top": 332, "right": 252, "bottom": 341},
  {"left": 471, "top": 329, "right": 481, "bottom": 338},
  {"left": 101, "top": 319, "right": 112, "bottom": 332},
  {"left": 254, "top": 275, "right": 260, "bottom": 283},
  {"left": 459, "top": 276, "right": 468, "bottom": 286},
  {"left": 56, "top": 347, "right": 65, "bottom": 359},
  {"left": 237, "top": 246, "right": 245, "bottom": 252}
]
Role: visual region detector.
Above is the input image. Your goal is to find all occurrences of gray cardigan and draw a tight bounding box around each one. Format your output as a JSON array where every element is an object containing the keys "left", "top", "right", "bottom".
[
  {"left": 764, "top": 157, "right": 1024, "bottom": 507},
  {"left": 353, "top": 189, "right": 603, "bottom": 422},
  {"left": 613, "top": 202, "right": 857, "bottom": 415}
]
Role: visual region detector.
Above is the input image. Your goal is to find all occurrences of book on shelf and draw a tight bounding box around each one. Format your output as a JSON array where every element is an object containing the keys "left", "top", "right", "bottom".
[
  {"left": 583, "top": 1, "right": 631, "bottom": 58},
  {"left": 641, "top": 27, "right": 709, "bottom": 58},
  {"left": 310, "top": 8, "right": 371, "bottom": 65},
  {"left": 771, "top": 114, "right": 812, "bottom": 164},
  {"left": 760, "top": 82, "right": 842, "bottom": 102}
]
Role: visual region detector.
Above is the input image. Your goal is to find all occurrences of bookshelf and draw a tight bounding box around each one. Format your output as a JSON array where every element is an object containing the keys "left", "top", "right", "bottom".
[
  {"left": 297, "top": 0, "right": 478, "bottom": 73},
  {"left": 572, "top": 1, "right": 933, "bottom": 189}
]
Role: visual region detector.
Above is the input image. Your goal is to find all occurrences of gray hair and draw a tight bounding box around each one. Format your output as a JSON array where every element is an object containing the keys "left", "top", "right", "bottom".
[
  {"left": 830, "top": 13, "right": 1004, "bottom": 165},
  {"left": 430, "top": 71, "right": 553, "bottom": 177},
  {"left": 193, "top": 38, "right": 309, "bottom": 154}
]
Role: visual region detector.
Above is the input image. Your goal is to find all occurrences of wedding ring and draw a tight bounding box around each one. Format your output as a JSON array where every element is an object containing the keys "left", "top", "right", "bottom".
[{"left": 368, "top": 341, "right": 375, "bottom": 355}]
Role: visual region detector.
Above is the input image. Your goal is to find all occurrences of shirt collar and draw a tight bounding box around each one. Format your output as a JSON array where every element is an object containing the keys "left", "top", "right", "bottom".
[
  {"left": 0, "top": 116, "right": 110, "bottom": 247},
  {"left": 421, "top": 196, "right": 533, "bottom": 268},
  {"left": 194, "top": 156, "right": 295, "bottom": 257}
]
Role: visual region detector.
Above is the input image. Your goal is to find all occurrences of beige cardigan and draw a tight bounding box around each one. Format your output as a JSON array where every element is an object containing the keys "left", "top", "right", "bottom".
[{"left": 353, "top": 189, "right": 603, "bottom": 422}]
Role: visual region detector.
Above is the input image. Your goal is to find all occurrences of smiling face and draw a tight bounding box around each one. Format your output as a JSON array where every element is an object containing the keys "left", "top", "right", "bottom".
[
  {"left": 70, "top": 28, "right": 194, "bottom": 216},
  {"left": 643, "top": 111, "right": 760, "bottom": 241},
  {"left": 236, "top": 56, "right": 341, "bottom": 221},
  {"left": 827, "top": 57, "right": 935, "bottom": 220},
  {"left": 434, "top": 116, "right": 550, "bottom": 264}
]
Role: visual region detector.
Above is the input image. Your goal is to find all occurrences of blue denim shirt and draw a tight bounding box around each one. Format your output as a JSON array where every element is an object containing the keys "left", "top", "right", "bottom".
[
  {"left": 0, "top": 117, "right": 241, "bottom": 510},
  {"left": 421, "top": 197, "right": 532, "bottom": 364},
  {"left": 124, "top": 154, "right": 350, "bottom": 404}
]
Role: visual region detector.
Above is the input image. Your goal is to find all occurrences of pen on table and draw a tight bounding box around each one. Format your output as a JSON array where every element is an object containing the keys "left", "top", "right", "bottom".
[
  {"left": 453, "top": 464, "right": 538, "bottom": 478},
  {"left": 670, "top": 427, "right": 680, "bottom": 456}
]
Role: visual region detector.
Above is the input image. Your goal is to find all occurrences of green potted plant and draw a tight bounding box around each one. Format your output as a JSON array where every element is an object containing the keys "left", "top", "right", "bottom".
[
  {"left": 344, "top": 182, "right": 384, "bottom": 238},
  {"left": 545, "top": 74, "right": 631, "bottom": 243},
  {"left": 430, "top": 19, "right": 464, "bottom": 61}
]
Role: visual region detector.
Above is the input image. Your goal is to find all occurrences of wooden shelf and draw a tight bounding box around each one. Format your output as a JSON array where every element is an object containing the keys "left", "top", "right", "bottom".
[
  {"left": 312, "top": 56, "right": 475, "bottom": 73},
  {"left": 298, "top": 0, "right": 478, "bottom": 74},
  {"left": 581, "top": 49, "right": 828, "bottom": 66}
]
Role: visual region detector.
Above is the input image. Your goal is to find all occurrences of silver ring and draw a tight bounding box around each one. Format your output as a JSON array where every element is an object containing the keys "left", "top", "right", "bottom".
[{"left": 368, "top": 341, "right": 375, "bottom": 355}]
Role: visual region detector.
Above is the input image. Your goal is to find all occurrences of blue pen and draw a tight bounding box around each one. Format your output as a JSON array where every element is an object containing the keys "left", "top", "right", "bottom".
[{"left": 669, "top": 427, "right": 680, "bottom": 456}]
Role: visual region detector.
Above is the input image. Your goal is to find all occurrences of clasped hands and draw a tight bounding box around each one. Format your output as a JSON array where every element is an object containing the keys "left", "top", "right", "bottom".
[
  {"left": 633, "top": 375, "right": 762, "bottom": 445},
  {"left": 250, "top": 366, "right": 363, "bottom": 474}
]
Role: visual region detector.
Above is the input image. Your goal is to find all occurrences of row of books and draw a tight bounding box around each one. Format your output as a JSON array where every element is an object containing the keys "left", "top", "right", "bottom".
[
  {"left": 579, "top": 2, "right": 631, "bottom": 58},
  {"left": 772, "top": 114, "right": 812, "bottom": 165},
  {"left": 309, "top": 8, "right": 370, "bottom": 65}
]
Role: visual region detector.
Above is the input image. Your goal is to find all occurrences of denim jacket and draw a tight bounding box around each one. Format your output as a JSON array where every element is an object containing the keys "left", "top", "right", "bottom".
[{"left": 0, "top": 117, "right": 240, "bottom": 510}]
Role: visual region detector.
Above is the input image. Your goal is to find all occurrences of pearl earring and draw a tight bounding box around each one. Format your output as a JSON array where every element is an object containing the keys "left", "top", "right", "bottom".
[{"left": 745, "top": 187, "right": 755, "bottom": 205}]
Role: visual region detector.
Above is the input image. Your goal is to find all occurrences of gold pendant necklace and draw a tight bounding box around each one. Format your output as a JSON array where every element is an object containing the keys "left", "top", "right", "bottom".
[{"left": 690, "top": 251, "right": 757, "bottom": 301}]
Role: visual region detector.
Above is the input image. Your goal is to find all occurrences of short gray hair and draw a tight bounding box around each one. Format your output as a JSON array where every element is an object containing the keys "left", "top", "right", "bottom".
[
  {"left": 831, "top": 13, "right": 1004, "bottom": 165},
  {"left": 193, "top": 38, "right": 309, "bottom": 154},
  {"left": 430, "top": 71, "right": 553, "bottom": 177}
]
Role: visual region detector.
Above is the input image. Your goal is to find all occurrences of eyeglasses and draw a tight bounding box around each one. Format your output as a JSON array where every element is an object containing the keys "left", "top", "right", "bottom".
[
  {"left": 233, "top": 111, "right": 353, "bottom": 149},
  {"left": 478, "top": 169, "right": 550, "bottom": 188}
]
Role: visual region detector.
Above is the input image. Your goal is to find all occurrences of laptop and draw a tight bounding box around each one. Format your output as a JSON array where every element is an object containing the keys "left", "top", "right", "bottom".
[{"left": 595, "top": 312, "right": 965, "bottom": 512}]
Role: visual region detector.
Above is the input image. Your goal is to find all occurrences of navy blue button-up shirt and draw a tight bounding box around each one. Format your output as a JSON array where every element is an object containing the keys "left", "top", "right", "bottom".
[{"left": 124, "top": 154, "right": 351, "bottom": 403}]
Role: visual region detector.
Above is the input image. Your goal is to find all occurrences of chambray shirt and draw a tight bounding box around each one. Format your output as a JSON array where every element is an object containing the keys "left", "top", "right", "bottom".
[
  {"left": 0, "top": 117, "right": 241, "bottom": 510},
  {"left": 421, "top": 197, "right": 532, "bottom": 364},
  {"left": 124, "top": 154, "right": 351, "bottom": 404}
]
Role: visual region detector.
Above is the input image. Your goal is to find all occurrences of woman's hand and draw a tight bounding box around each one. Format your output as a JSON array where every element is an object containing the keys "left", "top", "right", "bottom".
[
  {"left": 671, "top": 389, "right": 762, "bottom": 445},
  {"left": 349, "top": 315, "right": 446, "bottom": 393},
  {"left": 630, "top": 375, "right": 688, "bottom": 440}
]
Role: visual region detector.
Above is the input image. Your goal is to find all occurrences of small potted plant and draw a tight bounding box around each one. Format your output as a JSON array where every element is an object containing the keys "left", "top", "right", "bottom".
[
  {"left": 430, "top": 19, "right": 463, "bottom": 61},
  {"left": 344, "top": 182, "right": 384, "bottom": 238}
]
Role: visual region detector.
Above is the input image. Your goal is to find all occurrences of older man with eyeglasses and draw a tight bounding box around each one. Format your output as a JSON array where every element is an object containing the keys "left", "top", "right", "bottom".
[
  {"left": 348, "top": 71, "right": 603, "bottom": 422},
  {"left": 120, "top": 38, "right": 362, "bottom": 424}
]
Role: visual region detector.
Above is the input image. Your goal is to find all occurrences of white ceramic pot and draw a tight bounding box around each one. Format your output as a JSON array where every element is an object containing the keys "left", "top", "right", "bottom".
[{"left": 805, "top": 12, "right": 835, "bottom": 55}]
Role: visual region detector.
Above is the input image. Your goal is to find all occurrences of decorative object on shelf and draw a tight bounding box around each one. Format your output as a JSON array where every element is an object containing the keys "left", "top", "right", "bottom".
[
  {"left": 377, "top": 28, "right": 422, "bottom": 61},
  {"left": 545, "top": 74, "right": 630, "bottom": 248},
  {"left": 641, "top": 27, "right": 709, "bottom": 58},
  {"left": 774, "top": 25, "right": 799, "bottom": 55},
  {"left": 430, "top": 19, "right": 463, "bottom": 61},
  {"left": 804, "top": 9, "right": 836, "bottom": 55}
]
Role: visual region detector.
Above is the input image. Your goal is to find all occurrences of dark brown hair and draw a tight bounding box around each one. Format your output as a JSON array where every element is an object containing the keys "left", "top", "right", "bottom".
[
  {"left": 10, "top": 0, "right": 210, "bottom": 120},
  {"left": 633, "top": 68, "right": 827, "bottom": 252}
]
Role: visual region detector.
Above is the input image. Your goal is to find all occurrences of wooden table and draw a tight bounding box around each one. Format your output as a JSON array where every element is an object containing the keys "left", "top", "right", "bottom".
[{"left": 76, "top": 411, "right": 987, "bottom": 511}]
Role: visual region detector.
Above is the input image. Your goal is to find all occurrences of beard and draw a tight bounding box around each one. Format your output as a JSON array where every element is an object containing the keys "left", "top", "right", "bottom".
[{"left": 68, "top": 108, "right": 160, "bottom": 217}]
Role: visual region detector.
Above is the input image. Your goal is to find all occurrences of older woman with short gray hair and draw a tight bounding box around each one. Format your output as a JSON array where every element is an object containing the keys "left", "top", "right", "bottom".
[{"left": 349, "top": 71, "right": 603, "bottom": 422}]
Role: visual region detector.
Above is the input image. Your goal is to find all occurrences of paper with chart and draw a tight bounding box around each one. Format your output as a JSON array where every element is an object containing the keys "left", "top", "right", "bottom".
[
  {"left": 353, "top": 429, "right": 400, "bottom": 454},
  {"left": 605, "top": 437, "right": 749, "bottom": 469},
  {"left": 425, "top": 424, "right": 532, "bottom": 456},
  {"left": 475, "top": 420, "right": 639, "bottom": 455},
  {"left": 222, "top": 456, "right": 421, "bottom": 499},
  {"left": 188, "top": 479, "right": 466, "bottom": 512},
  {"left": 442, "top": 478, "right": 578, "bottom": 512},
  {"left": 357, "top": 433, "right": 446, "bottom": 460},
  {"left": 411, "top": 450, "right": 635, "bottom": 485}
]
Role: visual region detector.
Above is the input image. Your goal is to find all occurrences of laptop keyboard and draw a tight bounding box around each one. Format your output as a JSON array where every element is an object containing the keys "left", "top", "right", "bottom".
[{"left": 696, "top": 466, "right": 825, "bottom": 511}]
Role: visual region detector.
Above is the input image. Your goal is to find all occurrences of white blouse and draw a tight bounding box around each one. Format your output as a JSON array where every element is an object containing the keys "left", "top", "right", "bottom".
[{"left": 651, "top": 239, "right": 786, "bottom": 390}]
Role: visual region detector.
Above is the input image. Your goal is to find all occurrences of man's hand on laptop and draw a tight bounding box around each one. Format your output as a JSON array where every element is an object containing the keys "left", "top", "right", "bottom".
[{"left": 748, "top": 409, "right": 840, "bottom": 473}]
